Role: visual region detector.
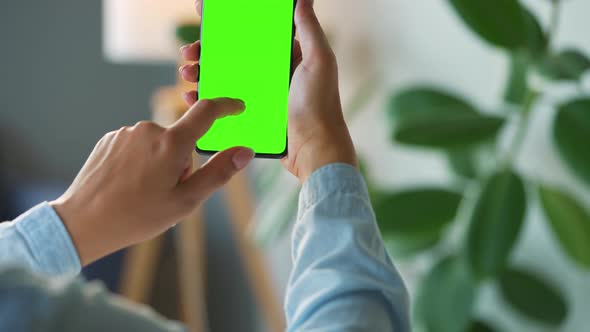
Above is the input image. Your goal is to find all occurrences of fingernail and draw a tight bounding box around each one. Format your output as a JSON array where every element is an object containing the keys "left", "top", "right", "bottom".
[
  {"left": 232, "top": 148, "right": 255, "bottom": 170},
  {"left": 180, "top": 45, "right": 189, "bottom": 54},
  {"left": 237, "top": 100, "right": 246, "bottom": 109},
  {"left": 178, "top": 65, "right": 188, "bottom": 73}
]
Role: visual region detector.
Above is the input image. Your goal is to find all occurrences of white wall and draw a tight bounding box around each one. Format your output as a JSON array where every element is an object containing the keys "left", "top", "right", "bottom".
[{"left": 266, "top": 1, "right": 590, "bottom": 331}]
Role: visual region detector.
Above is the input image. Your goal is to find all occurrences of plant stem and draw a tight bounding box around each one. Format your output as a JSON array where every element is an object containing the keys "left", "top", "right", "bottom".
[
  {"left": 501, "top": 90, "right": 539, "bottom": 169},
  {"left": 500, "top": 0, "right": 561, "bottom": 169},
  {"left": 548, "top": 0, "right": 562, "bottom": 51}
]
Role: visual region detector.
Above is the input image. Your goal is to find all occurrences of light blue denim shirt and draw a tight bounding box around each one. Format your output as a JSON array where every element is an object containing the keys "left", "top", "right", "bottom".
[{"left": 0, "top": 164, "right": 410, "bottom": 332}]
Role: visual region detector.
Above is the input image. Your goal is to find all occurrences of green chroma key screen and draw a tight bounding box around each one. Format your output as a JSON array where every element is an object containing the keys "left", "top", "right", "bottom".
[{"left": 197, "top": 0, "right": 296, "bottom": 157}]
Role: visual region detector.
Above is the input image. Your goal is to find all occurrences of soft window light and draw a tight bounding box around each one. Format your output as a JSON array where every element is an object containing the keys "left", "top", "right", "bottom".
[{"left": 102, "top": 0, "right": 197, "bottom": 63}]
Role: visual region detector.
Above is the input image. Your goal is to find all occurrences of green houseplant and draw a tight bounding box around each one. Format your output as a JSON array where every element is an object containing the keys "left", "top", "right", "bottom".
[
  {"left": 372, "top": 0, "right": 590, "bottom": 331},
  {"left": 252, "top": 0, "right": 589, "bottom": 330}
]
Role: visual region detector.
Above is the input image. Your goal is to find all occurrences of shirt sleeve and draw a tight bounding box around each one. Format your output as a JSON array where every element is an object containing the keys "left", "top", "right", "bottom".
[
  {"left": 0, "top": 267, "right": 186, "bottom": 332},
  {"left": 285, "top": 164, "right": 410, "bottom": 332},
  {"left": 0, "top": 202, "right": 81, "bottom": 277}
]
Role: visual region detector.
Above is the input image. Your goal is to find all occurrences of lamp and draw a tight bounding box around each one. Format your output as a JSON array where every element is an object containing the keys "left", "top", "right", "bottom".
[
  {"left": 102, "top": 0, "right": 200, "bottom": 123},
  {"left": 102, "top": 0, "right": 198, "bottom": 64}
]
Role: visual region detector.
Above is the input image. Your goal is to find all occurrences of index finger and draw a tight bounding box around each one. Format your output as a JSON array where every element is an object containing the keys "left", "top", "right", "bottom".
[{"left": 169, "top": 98, "right": 246, "bottom": 144}]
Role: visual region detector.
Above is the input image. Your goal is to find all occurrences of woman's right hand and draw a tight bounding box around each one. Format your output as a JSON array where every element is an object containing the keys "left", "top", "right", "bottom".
[{"left": 182, "top": 0, "right": 357, "bottom": 183}]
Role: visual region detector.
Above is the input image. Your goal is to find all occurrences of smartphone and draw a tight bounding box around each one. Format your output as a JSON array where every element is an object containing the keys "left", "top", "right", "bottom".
[{"left": 196, "top": 0, "right": 297, "bottom": 158}]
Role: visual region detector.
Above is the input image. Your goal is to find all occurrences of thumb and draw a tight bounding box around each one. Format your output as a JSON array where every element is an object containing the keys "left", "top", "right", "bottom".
[
  {"left": 294, "top": 0, "right": 332, "bottom": 64},
  {"left": 176, "top": 147, "right": 254, "bottom": 203}
]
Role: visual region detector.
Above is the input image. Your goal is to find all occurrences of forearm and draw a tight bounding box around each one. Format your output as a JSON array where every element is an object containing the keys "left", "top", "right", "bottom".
[
  {"left": 286, "top": 164, "right": 410, "bottom": 331},
  {"left": 0, "top": 202, "right": 81, "bottom": 277}
]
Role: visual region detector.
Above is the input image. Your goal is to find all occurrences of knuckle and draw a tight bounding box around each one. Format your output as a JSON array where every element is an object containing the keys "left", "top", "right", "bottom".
[
  {"left": 133, "top": 121, "right": 161, "bottom": 134},
  {"left": 117, "top": 126, "right": 132, "bottom": 136},
  {"left": 105, "top": 131, "right": 117, "bottom": 139},
  {"left": 99, "top": 133, "right": 109, "bottom": 143},
  {"left": 197, "top": 99, "right": 213, "bottom": 110},
  {"left": 96, "top": 136, "right": 108, "bottom": 147},
  {"left": 134, "top": 120, "right": 152, "bottom": 129}
]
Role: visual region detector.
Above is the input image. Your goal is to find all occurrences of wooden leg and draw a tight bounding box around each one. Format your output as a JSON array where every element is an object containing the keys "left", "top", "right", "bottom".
[
  {"left": 176, "top": 210, "right": 208, "bottom": 332},
  {"left": 223, "top": 171, "right": 286, "bottom": 332},
  {"left": 176, "top": 156, "right": 208, "bottom": 332},
  {"left": 152, "top": 92, "right": 210, "bottom": 330},
  {"left": 119, "top": 236, "right": 165, "bottom": 304}
]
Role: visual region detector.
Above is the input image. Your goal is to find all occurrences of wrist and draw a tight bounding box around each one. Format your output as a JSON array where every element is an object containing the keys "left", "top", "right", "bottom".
[
  {"left": 49, "top": 197, "right": 104, "bottom": 266},
  {"left": 297, "top": 142, "right": 357, "bottom": 183}
]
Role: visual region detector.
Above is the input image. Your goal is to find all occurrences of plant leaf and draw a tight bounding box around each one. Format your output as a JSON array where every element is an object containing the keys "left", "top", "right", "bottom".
[
  {"left": 503, "top": 10, "right": 545, "bottom": 105},
  {"left": 467, "top": 321, "right": 498, "bottom": 332},
  {"left": 415, "top": 257, "right": 476, "bottom": 332},
  {"left": 447, "top": 143, "right": 496, "bottom": 180},
  {"left": 499, "top": 267, "right": 568, "bottom": 325},
  {"left": 389, "top": 88, "right": 505, "bottom": 149},
  {"left": 467, "top": 170, "right": 526, "bottom": 279},
  {"left": 377, "top": 189, "right": 461, "bottom": 258},
  {"left": 538, "top": 186, "right": 590, "bottom": 268},
  {"left": 504, "top": 53, "right": 530, "bottom": 105},
  {"left": 384, "top": 231, "right": 441, "bottom": 259},
  {"left": 522, "top": 9, "right": 547, "bottom": 58},
  {"left": 539, "top": 50, "right": 590, "bottom": 81},
  {"left": 176, "top": 24, "right": 201, "bottom": 44},
  {"left": 375, "top": 189, "right": 462, "bottom": 235},
  {"left": 448, "top": 0, "right": 527, "bottom": 49},
  {"left": 554, "top": 99, "right": 590, "bottom": 186}
]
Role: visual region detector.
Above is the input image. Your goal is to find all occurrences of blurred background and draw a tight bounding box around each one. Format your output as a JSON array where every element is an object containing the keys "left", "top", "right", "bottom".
[{"left": 1, "top": 0, "right": 589, "bottom": 332}]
